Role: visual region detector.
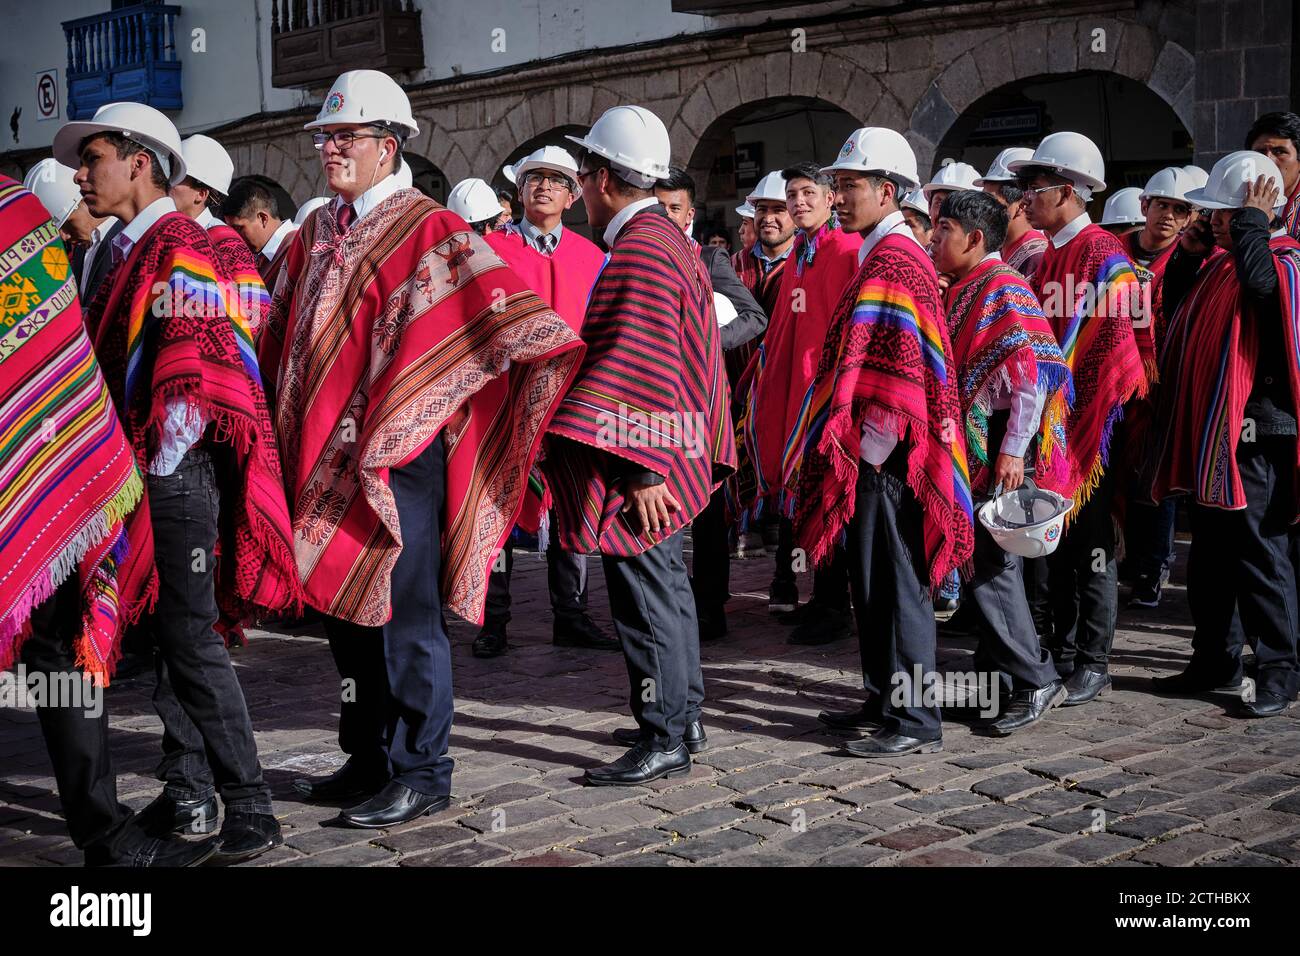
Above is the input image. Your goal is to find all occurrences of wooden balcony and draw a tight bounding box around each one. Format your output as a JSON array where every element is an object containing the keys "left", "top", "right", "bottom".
[
  {"left": 62, "top": 3, "right": 183, "bottom": 120},
  {"left": 271, "top": 0, "right": 425, "bottom": 90}
]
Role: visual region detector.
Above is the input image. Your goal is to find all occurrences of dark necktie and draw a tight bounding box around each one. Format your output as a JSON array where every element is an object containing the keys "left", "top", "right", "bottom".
[
  {"left": 539, "top": 232, "right": 557, "bottom": 256},
  {"left": 336, "top": 202, "right": 356, "bottom": 235}
]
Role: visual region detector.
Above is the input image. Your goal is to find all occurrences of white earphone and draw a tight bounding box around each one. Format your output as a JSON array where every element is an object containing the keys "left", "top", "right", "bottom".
[{"left": 379, "top": 149, "right": 389, "bottom": 162}]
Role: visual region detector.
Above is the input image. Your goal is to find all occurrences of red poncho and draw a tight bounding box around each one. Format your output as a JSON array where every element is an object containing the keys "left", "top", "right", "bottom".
[
  {"left": 1151, "top": 237, "right": 1300, "bottom": 513},
  {"left": 207, "top": 222, "right": 270, "bottom": 342},
  {"left": 793, "top": 234, "right": 974, "bottom": 587},
  {"left": 546, "top": 206, "right": 735, "bottom": 557},
  {"left": 267, "top": 190, "right": 584, "bottom": 625},
  {"left": 1125, "top": 231, "right": 1178, "bottom": 379},
  {"left": 1003, "top": 228, "right": 1048, "bottom": 282},
  {"left": 740, "top": 222, "right": 862, "bottom": 516},
  {"left": 0, "top": 177, "right": 143, "bottom": 684},
  {"left": 84, "top": 210, "right": 301, "bottom": 634}
]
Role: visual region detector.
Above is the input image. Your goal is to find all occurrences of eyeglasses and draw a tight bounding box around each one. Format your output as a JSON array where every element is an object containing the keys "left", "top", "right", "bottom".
[
  {"left": 522, "top": 172, "right": 574, "bottom": 190},
  {"left": 1020, "top": 183, "right": 1068, "bottom": 196},
  {"left": 575, "top": 167, "right": 601, "bottom": 185},
  {"left": 312, "top": 130, "right": 387, "bottom": 151}
]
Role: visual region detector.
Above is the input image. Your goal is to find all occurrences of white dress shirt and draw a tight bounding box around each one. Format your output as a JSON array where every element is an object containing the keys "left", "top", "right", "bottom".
[
  {"left": 1049, "top": 210, "right": 1092, "bottom": 248},
  {"left": 858, "top": 210, "right": 923, "bottom": 464},
  {"left": 114, "top": 196, "right": 207, "bottom": 477},
  {"left": 603, "top": 196, "right": 659, "bottom": 248},
  {"left": 79, "top": 215, "right": 118, "bottom": 297},
  {"left": 516, "top": 217, "right": 564, "bottom": 255},
  {"left": 333, "top": 171, "right": 405, "bottom": 227},
  {"left": 195, "top": 207, "right": 218, "bottom": 231},
  {"left": 258, "top": 219, "right": 296, "bottom": 261}
]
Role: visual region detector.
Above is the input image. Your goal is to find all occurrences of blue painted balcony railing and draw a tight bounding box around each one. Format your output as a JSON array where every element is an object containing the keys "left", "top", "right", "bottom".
[{"left": 62, "top": 4, "right": 183, "bottom": 120}]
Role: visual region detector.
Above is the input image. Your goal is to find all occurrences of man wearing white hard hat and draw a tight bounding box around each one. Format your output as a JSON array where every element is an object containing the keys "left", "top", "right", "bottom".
[
  {"left": 921, "top": 159, "right": 981, "bottom": 227},
  {"left": 220, "top": 179, "right": 296, "bottom": 291},
  {"left": 1120, "top": 167, "right": 1198, "bottom": 612},
  {"left": 732, "top": 170, "right": 795, "bottom": 315},
  {"left": 1098, "top": 186, "right": 1144, "bottom": 238},
  {"left": 547, "top": 104, "right": 735, "bottom": 784},
  {"left": 1149, "top": 150, "right": 1300, "bottom": 716},
  {"left": 471, "top": 148, "right": 617, "bottom": 659},
  {"left": 741, "top": 160, "right": 861, "bottom": 644},
  {"left": 171, "top": 134, "right": 270, "bottom": 337},
  {"left": 793, "top": 126, "right": 971, "bottom": 756},
  {"left": 929, "top": 189, "right": 1073, "bottom": 734},
  {"left": 1009, "top": 131, "right": 1146, "bottom": 706},
  {"left": 445, "top": 176, "right": 508, "bottom": 234},
  {"left": 268, "top": 72, "right": 584, "bottom": 824},
  {"left": 1247, "top": 112, "right": 1300, "bottom": 240},
  {"left": 736, "top": 200, "right": 756, "bottom": 253},
  {"left": 23, "top": 157, "right": 122, "bottom": 299},
  {"left": 54, "top": 101, "right": 298, "bottom": 863},
  {"left": 977, "top": 147, "right": 1050, "bottom": 281},
  {"left": 900, "top": 186, "right": 933, "bottom": 246}
]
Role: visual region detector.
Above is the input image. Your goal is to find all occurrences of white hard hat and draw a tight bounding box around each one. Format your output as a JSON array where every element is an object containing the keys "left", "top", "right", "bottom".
[
  {"left": 978, "top": 479, "right": 1073, "bottom": 559},
  {"left": 304, "top": 70, "right": 419, "bottom": 140},
  {"left": 746, "top": 170, "right": 788, "bottom": 204},
  {"left": 447, "top": 177, "right": 502, "bottom": 224},
  {"left": 53, "top": 101, "right": 186, "bottom": 186},
  {"left": 179, "top": 134, "right": 233, "bottom": 195},
  {"left": 1186, "top": 150, "right": 1287, "bottom": 211},
  {"left": 1099, "top": 187, "right": 1144, "bottom": 226},
  {"left": 23, "top": 159, "right": 83, "bottom": 228},
  {"left": 393, "top": 162, "right": 413, "bottom": 189},
  {"left": 292, "top": 196, "right": 331, "bottom": 228},
  {"left": 1007, "top": 131, "right": 1107, "bottom": 194},
  {"left": 974, "top": 147, "right": 1035, "bottom": 186},
  {"left": 1180, "top": 165, "right": 1210, "bottom": 190},
  {"left": 713, "top": 291, "right": 738, "bottom": 328},
  {"left": 566, "top": 105, "right": 671, "bottom": 187},
  {"left": 822, "top": 127, "right": 920, "bottom": 189},
  {"left": 1139, "top": 166, "right": 1196, "bottom": 205},
  {"left": 735, "top": 201, "right": 755, "bottom": 218},
  {"left": 501, "top": 162, "right": 518, "bottom": 185},
  {"left": 922, "top": 160, "right": 982, "bottom": 199},
  {"left": 514, "top": 146, "right": 580, "bottom": 182},
  {"left": 901, "top": 186, "right": 930, "bottom": 216}
]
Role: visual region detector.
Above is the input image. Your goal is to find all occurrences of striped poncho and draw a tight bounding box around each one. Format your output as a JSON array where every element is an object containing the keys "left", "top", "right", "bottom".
[
  {"left": 1150, "top": 237, "right": 1300, "bottom": 513},
  {"left": 85, "top": 210, "right": 300, "bottom": 633},
  {"left": 1031, "top": 224, "right": 1147, "bottom": 509},
  {"left": 546, "top": 205, "right": 736, "bottom": 557},
  {"left": 267, "top": 189, "right": 584, "bottom": 625},
  {"left": 793, "top": 233, "right": 974, "bottom": 587},
  {"left": 0, "top": 176, "right": 143, "bottom": 683},
  {"left": 945, "top": 258, "right": 1072, "bottom": 495},
  {"left": 208, "top": 222, "right": 271, "bottom": 341}
]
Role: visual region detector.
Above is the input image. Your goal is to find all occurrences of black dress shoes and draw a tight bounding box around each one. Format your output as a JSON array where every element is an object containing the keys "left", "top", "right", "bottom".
[
  {"left": 585, "top": 743, "right": 691, "bottom": 786},
  {"left": 208, "top": 810, "right": 282, "bottom": 866},
  {"left": 292, "top": 759, "right": 389, "bottom": 802},
  {"left": 788, "top": 603, "right": 853, "bottom": 645},
  {"left": 337, "top": 781, "right": 451, "bottom": 828},
  {"left": 1238, "top": 690, "right": 1293, "bottom": 718},
  {"left": 611, "top": 720, "right": 707, "bottom": 754},
  {"left": 134, "top": 793, "right": 220, "bottom": 838},
  {"left": 1062, "top": 666, "right": 1111, "bottom": 706},
  {"left": 817, "top": 700, "right": 882, "bottom": 731},
  {"left": 554, "top": 614, "right": 621, "bottom": 650},
  {"left": 985, "top": 680, "right": 1066, "bottom": 736},
  {"left": 88, "top": 835, "right": 220, "bottom": 868},
  {"left": 697, "top": 610, "right": 728, "bottom": 642},
  {"left": 843, "top": 728, "right": 942, "bottom": 757},
  {"left": 472, "top": 621, "right": 509, "bottom": 658},
  {"left": 1152, "top": 665, "right": 1244, "bottom": 695}
]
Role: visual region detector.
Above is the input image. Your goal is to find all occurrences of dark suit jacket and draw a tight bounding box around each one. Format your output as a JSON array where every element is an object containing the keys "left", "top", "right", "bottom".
[
  {"left": 699, "top": 243, "right": 766, "bottom": 352},
  {"left": 80, "top": 218, "right": 126, "bottom": 303}
]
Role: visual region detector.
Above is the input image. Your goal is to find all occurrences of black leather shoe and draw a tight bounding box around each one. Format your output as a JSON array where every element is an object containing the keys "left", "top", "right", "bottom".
[
  {"left": 134, "top": 793, "right": 220, "bottom": 837},
  {"left": 1062, "top": 666, "right": 1111, "bottom": 706},
  {"left": 611, "top": 720, "right": 707, "bottom": 754},
  {"left": 292, "top": 759, "right": 389, "bottom": 802},
  {"left": 788, "top": 603, "right": 852, "bottom": 645},
  {"left": 985, "top": 680, "right": 1066, "bottom": 736},
  {"left": 1152, "top": 666, "right": 1244, "bottom": 695},
  {"left": 207, "top": 810, "right": 282, "bottom": 866},
  {"left": 472, "top": 621, "right": 508, "bottom": 658},
  {"left": 337, "top": 781, "right": 451, "bottom": 828},
  {"left": 843, "top": 729, "right": 942, "bottom": 758},
  {"left": 585, "top": 743, "right": 691, "bottom": 786},
  {"left": 91, "top": 835, "right": 220, "bottom": 868},
  {"left": 697, "top": 610, "right": 728, "bottom": 642},
  {"left": 818, "top": 701, "right": 882, "bottom": 731},
  {"left": 553, "top": 614, "right": 620, "bottom": 650},
  {"left": 1238, "top": 690, "right": 1293, "bottom": 718}
]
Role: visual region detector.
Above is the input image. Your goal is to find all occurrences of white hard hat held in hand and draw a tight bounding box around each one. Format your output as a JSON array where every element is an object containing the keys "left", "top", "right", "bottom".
[
  {"left": 822, "top": 127, "right": 920, "bottom": 189},
  {"left": 23, "top": 159, "right": 83, "bottom": 228},
  {"left": 566, "top": 105, "right": 671, "bottom": 188},
  {"left": 53, "top": 101, "right": 188, "bottom": 185},
  {"left": 978, "top": 478, "right": 1073, "bottom": 559},
  {"left": 1186, "top": 150, "right": 1287, "bottom": 211},
  {"left": 305, "top": 70, "right": 419, "bottom": 140}
]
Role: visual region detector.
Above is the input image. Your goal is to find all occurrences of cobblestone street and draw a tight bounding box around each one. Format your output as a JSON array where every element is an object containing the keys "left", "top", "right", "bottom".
[{"left": 3, "top": 539, "right": 1299, "bottom": 868}]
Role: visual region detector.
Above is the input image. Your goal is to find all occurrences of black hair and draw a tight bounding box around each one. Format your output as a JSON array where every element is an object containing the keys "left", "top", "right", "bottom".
[
  {"left": 780, "top": 161, "right": 833, "bottom": 189},
  {"left": 656, "top": 166, "right": 697, "bottom": 204},
  {"left": 938, "top": 189, "right": 1008, "bottom": 252},
  {"left": 220, "top": 180, "right": 278, "bottom": 221},
  {"left": 367, "top": 123, "right": 405, "bottom": 172},
  {"left": 704, "top": 227, "right": 731, "bottom": 250},
  {"left": 470, "top": 218, "right": 495, "bottom": 236},
  {"left": 1013, "top": 164, "right": 1071, "bottom": 191},
  {"left": 904, "top": 207, "right": 932, "bottom": 231},
  {"left": 181, "top": 176, "right": 226, "bottom": 215},
  {"left": 994, "top": 181, "right": 1025, "bottom": 204},
  {"left": 1246, "top": 111, "right": 1300, "bottom": 154},
  {"left": 83, "top": 131, "right": 169, "bottom": 191},
  {"left": 577, "top": 149, "right": 649, "bottom": 198}
]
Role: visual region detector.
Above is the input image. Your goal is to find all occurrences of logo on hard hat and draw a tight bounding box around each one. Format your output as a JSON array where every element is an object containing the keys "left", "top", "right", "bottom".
[
  {"left": 1043, "top": 525, "right": 1060, "bottom": 543},
  {"left": 839, "top": 137, "right": 855, "bottom": 158},
  {"left": 324, "top": 92, "right": 345, "bottom": 114}
]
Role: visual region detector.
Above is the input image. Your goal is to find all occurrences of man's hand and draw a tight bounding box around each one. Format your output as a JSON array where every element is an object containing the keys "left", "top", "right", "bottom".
[
  {"left": 1243, "top": 174, "right": 1281, "bottom": 216},
  {"left": 993, "top": 453, "right": 1024, "bottom": 492},
  {"left": 622, "top": 479, "right": 680, "bottom": 535},
  {"left": 1179, "top": 216, "right": 1215, "bottom": 255}
]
